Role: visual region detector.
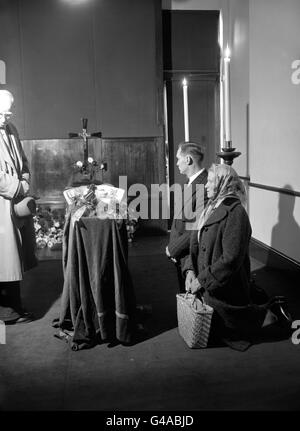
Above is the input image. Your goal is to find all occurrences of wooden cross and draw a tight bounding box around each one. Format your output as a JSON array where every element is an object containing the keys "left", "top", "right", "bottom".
[{"left": 69, "top": 118, "right": 102, "bottom": 166}]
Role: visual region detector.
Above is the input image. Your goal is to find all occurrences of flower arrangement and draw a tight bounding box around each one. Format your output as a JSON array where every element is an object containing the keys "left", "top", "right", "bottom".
[
  {"left": 33, "top": 187, "right": 139, "bottom": 251},
  {"left": 67, "top": 183, "right": 99, "bottom": 221},
  {"left": 65, "top": 183, "right": 140, "bottom": 241},
  {"left": 66, "top": 183, "right": 139, "bottom": 225},
  {"left": 33, "top": 206, "right": 65, "bottom": 250}
]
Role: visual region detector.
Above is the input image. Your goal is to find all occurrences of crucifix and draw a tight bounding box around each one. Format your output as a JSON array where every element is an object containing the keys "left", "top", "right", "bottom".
[
  {"left": 69, "top": 118, "right": 102, "bottom": 166},
  {"left": 69, "top": 118, "right": 107, "bottom": 186}
]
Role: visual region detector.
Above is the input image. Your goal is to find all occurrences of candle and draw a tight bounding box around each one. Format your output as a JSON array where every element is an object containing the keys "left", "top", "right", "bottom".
[
  {"left": 163, "top": 82, "right": 170, "bottom": 207},
  {"left": 182, "top": 78, "right": 189, "bottom": 142},
  {"left": 223, "top": 46, "right": 231, "bottom": 145}
]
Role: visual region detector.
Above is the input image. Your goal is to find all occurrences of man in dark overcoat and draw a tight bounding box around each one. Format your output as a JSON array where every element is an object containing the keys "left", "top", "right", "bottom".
[{"left": 166, "top": 142, "right": 208, "bottom": 293}]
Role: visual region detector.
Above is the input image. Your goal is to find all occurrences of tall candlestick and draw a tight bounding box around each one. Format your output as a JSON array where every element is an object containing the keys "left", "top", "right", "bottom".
[
  {"left": 163, "top": 82, "right": 169, "bottom": 146},
  {"left": 223, "top": 46, "right": 231, "bottom": 145},
  {"left": 182, "top": 78, "right": 189, "bottom": 142},
  {"left": 163, "top": 82, "right": 170, "bottom": 207}
]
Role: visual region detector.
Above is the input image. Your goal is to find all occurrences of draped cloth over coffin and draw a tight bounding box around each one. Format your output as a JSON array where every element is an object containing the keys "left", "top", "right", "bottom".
[{"left": 59, "top": 214, "right": 136, "bottom": 349}]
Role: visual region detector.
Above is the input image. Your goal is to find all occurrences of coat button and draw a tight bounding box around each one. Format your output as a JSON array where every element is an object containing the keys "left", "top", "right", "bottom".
[{"left": 202, "top": 245, "right": 206, "bottom": 252}]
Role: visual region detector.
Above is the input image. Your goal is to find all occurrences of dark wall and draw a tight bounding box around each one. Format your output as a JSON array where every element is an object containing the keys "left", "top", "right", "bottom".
[
  {"left": 0, "top": 0, "right": 162, "bottom": 139},
  {"left": 163, "top": 10, "right": 219, "bottom": 72}
]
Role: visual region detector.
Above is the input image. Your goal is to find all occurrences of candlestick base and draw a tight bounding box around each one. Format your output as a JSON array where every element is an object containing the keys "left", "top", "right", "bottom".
[
  {"left": 223, "top": 140, "right": 232, "bottom": 150},
  {"left": 216, "top": 142, "right": 241, "bottom": 166}
]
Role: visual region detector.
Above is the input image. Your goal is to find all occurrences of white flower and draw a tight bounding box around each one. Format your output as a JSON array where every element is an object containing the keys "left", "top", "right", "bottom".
[
  {"left": 37, "top": 239, "right": 47, "bottom": 249},
  {"left": 76, "top": 160, "right": 83, "bottom": 168},
  {"left": 88, "top": 157, "right": 94, "bottom": 164},
  {"left": 47, "top": 240, "right": 54, "bottom": 248},
  {"left": 34, "top": 222, "right": 41, "bottom": 232}
]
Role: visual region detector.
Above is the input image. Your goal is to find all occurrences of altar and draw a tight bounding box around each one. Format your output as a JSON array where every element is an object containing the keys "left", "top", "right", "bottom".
[{"left": 58, "top": 213, "right": 137, "bottom": 350}]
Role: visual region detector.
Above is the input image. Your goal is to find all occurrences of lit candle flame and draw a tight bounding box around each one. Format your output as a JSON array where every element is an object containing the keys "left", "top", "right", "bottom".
[
  {"left": 224, "top": 45, "right": 231, "bottom": 60},
  {"left": 182, "top": 78, "right": 187, "bottom": 86}
]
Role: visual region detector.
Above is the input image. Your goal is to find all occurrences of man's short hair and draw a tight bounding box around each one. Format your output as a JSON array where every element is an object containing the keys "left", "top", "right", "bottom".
[{"left": 178, "top": 142, "right": 204, "bottom": 165}]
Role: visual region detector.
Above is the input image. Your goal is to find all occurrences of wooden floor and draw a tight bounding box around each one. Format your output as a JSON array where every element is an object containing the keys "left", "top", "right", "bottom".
[{"left": 1, "top": 235, "right": 300, "bottom": 412}]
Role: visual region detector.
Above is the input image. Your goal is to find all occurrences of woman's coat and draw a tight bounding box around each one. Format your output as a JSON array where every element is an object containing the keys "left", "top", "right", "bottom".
[{"left": 186, "top": 197, "right": 265, "bottom": 334}]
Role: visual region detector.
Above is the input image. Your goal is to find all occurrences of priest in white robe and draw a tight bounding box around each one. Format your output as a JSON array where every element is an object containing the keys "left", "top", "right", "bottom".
[{"left": 0, "top": 90, "right": 36, "bottom": 323}]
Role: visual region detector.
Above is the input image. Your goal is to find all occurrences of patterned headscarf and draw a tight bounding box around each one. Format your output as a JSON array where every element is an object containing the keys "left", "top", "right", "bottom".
[{"left": 197, "top": 163, "right": 246, "bottom": 233}]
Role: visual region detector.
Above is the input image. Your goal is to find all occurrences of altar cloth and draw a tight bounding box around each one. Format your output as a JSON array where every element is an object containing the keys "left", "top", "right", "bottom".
[{"left": 58, "top": 214, "right": 136, "bottom": 350}]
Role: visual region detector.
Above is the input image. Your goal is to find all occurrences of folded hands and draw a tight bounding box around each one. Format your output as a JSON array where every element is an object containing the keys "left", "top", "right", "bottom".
[{"left": 185, "top": 270, "right": 201, "bottom": 294}]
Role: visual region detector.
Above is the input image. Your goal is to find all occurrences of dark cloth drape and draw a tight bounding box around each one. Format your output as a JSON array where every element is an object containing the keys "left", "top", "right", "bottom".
[{"left": 59, "top": 214, "right": 136, "bottom": 350}]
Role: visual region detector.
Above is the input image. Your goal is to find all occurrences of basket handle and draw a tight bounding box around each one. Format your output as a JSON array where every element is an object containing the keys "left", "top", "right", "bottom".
[{"left": 184, "top": 292, "right": 205, "bottom": 307}]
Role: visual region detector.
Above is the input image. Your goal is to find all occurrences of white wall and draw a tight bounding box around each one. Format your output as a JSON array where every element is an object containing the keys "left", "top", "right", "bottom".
[
  {"left": 227, "top": 0, "right": 249, "bottom": 176},
  {"left": 249, "top": 0, "right": 300, "bottom": 262},
  {"left": 250, "top": 0, "right": 300, "bottom": 189},
  {"left": 249, "top": 188, "right": 300, "bottom": 262}
]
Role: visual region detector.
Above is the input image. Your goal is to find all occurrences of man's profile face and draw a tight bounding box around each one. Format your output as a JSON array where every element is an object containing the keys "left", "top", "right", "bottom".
[
  {"left": 176, "top": 149, "right": 190, "bottom": 176},
  {"left": 0, "top": 112, "right": 12, "bottom": 127}
]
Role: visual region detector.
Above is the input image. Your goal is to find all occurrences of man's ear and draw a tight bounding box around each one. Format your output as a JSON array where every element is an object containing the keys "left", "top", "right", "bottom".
[{"left": 187, "top": 155, "right": 193, "bottom": 165}]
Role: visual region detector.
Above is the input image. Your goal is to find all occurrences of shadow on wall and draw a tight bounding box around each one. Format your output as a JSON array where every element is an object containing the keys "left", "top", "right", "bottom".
[{"left": 269, "top": 185, "right": 300, "bottom": 265}]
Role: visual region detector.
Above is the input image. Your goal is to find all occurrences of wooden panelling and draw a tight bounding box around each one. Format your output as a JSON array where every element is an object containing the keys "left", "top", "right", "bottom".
[
  {"left": 100, "top": 137, "right": 166, "bottom": 189},
  {"left": 22, "top": 137, "right": 168, "bottom": 232},
  {"left": 22, "top": 138, "right": 103, "bottom": 204}
]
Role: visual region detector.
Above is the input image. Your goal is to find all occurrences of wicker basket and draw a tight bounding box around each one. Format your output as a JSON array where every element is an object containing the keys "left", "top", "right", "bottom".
[{"left": 176, "top": 293, "right": 214, "bottom": 348}]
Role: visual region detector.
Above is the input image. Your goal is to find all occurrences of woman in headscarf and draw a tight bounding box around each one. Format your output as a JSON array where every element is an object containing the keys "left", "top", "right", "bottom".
[{"left": 184, "top": 164, "right": 291, "bottom": 349}]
